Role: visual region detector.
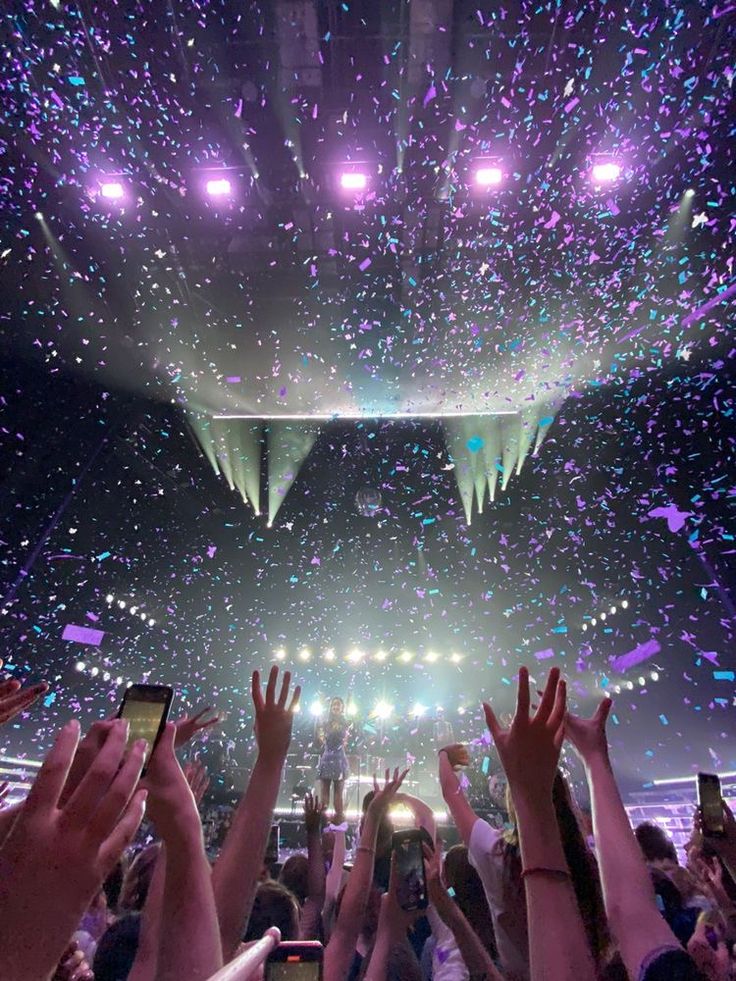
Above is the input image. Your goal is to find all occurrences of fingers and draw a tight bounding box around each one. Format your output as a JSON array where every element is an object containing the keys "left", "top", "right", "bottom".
[
  {"left": 251, "top": 671, "right": 264, "bottom": 713},
  {"left": 87, "top": 738, "right": 147, "bottom": 842},
  {"left": 64, "top": 719, "right": 131, "bottom": 823},
  {"left": 483, "top": 702, "right": 501, "bottom": 741},
  {"left": 548, "top": 677, "right": 566, "bottom": 732},
  {"left": 25, "top": 719, "right": 81, "bottom": 812},
  {"left": 0, "top": 678, "right": 21, "bottom": 699},
  {"left": 288, "top": 685, "right": 301, "bottom": 713},
  {"left": 535, "top": 667, "right": 560, "bottom": 723},
  {"left": 97, "top": 788, "right": 148, "bottom": 876},
  {"left": 514, "top": 665, "right": 531, "bottom": 721},
  {"left": 277, "top": 671, "right": 291, "bottom": 709},
  {"left": 0, "top": 681, "right": 49, "bottom": 724},
  {"left": 265, "top": 665, "right": 278, "bottom": 705},
  {"left": 594, "top": 697, "right": 613, "bottom": 726}
]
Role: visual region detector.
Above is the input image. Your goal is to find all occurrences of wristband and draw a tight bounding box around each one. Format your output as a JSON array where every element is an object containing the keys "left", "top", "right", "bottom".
[
  {"left": 521, "top": 866, "right": 570, "bottom": 881},
  {"left": 356, "top": 845, "right": 376, "bottom": 855}
]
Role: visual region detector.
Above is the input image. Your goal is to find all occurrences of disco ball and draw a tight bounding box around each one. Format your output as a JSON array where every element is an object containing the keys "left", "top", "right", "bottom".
[{"left": 355, "top": 486, "right": 382, "bottom": 517}]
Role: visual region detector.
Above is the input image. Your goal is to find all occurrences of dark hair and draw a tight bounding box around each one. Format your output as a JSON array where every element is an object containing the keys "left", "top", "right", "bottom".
[
  {"left": 443, "top": 844, "right": 497, "bottom": 960},
  {"left": 504, "top": 773, "right": 610, "bottom": 965},
  {"left": 102, "top": 861, "right": 124, "bottom": 915},
  {"left": 635, "top": 822, "right": 678, "bottom": 864},
  {"left": 93, "top": 914, "right": 141, "bottom": 981},
  {"left": 244, "top": 880, "right": 300, "bottom": 943},
  {"left": 279, "top": 853, "right": 309, "bottom": 905}
]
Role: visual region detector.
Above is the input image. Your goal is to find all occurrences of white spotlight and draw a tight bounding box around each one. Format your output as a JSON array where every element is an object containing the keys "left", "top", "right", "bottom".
[
  {"left": 638, "top": 676, "right": 646, "bottom": 686},
  {"left": 424, "top": 651, "right": 438, "bottom": 663},
  {"left": 650, "top": 671, "right": 660, "bottom": 682},
  {"left": 475, "top": 165, "right": 503, "bottom": 187},
  {"left": 299, "top": 648, "right": 311, "bottom": 662},
  {"left": 148, "top": 618, "right": 155, "bottom": 627},
  {"left": 600, "top": 612, "right": 606, "bottom": 621},
  {"left": 346, "top": 700, "right": 358, "bottom": 717},
  {"left": 323, "top": 648, "right": 336, "bottom": 662},
  {"left": 374, "top": 650, "right": 388, "bottom": 663},
  {"left": 130, "top": 606, "right": 138, "bottom": 615},
  {"left": 310, "top": 700, "right": 324, "bottom": 718},
  {"left": 75, "top": 661, "right": 85, "bottom": 672},
  {"left": 621, "top": 599, "right": 629, "bottom": 609},
  {"left": 685, "top": 188, "right": 695, "bottom": 197},
  {"left": 582, "top": 623, "right": 588, "bottom": 632},
  {"left": 591, "top": 618, "right": 597, "bottom": 627},
  {"left": 411, "top": 702, "right": 427, "bottom": 718},
  {"left": 610, "top": 606, "right": 617, "bottom": 615},
  {"left": 90, "top": 666, "right": 99, "bottom": 677},
  {"left": 399, "top": 650, "right": 414, "bottom": 664},
  {"left": 105, "top": 594, "right": 114, "bottom": 604},
  {"left": 450, "top": 652, "right": 463, "bottom": 664},
  {"left": 117, "top": 600, "right": 126, "bottom": 609},
  {"left": 591, "top": 162, "right": 621, "bottom": 183},
  {"left": 374, "top": 700, "right": 392, "bottom": 720},
  {"left": 274, "top": 648, "right": 286, "bottom": 661}
]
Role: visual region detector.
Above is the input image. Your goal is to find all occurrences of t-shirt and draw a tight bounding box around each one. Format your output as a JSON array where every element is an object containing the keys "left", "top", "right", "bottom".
[
  {"left": 426, "top": 905, "right": 469, "bottom": 981},
  {"left": 467, "top": 818, "right": 529, "bottom": 981},
  {"left": 638, "top": 946, "right": 701, "bottom": 981}
]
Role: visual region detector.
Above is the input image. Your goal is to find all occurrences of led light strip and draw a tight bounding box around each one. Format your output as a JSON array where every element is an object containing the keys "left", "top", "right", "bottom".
[{"left": 212, "top": 411, "right": 520, "bottom": 420}]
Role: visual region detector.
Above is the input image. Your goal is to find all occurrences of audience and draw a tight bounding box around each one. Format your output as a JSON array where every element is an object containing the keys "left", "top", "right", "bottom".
[{"left": 1, "top": 661, "right": 735, "bottom": 981}]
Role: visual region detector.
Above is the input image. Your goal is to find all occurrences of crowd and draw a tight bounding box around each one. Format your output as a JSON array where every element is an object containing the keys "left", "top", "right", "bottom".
[{"left": 0, "top": 661, "right": 735, "bottom": 981}]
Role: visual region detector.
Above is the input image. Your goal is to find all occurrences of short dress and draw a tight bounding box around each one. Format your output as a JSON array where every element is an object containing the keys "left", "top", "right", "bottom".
[{"left": 318, "top": 718, "right": 350, "bottom": 781}]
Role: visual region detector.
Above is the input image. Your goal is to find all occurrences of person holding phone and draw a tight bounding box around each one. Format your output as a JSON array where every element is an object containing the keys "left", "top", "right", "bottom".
[{"left": 317, "top": 698, "right": 350, "bottom": 825}]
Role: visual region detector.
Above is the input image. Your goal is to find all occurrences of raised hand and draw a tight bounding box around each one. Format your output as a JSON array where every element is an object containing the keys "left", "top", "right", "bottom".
[
  {"left": 0, "top": 718, "right": 147, "bottom": 981},
  {"left": 52, "top": 941, "right": 94, "bottom": 981},
  {"left": 142, "top": 723, "right": 202, "bottom": 846},
  {"left": 251, "top": 666, "right": 301, "bottom": 763},
  {"left": 483, "top": 666, "right": 566, "bottom": 801},
  {"left": 367, "top": 767, "right": 410, "bottom": 818},
  {"left": 184, "top": 758, "right": 211, "bottom": 807},
  {"left": 0, "top": 660, "right": 49, "bottom": 726},
  {"left": 564, "top": 696, "right": 613, "bottom": 767},
  {"left": 174, "top": 707, "right": 221, "bottom": 749},
  {"left": 304, "top": 791, "right": 326, "bottom": 836},
  {"left": 438, "top": 743, "right": 470, "bottom": 768},
  {"left": 58, "top": 719, "right": 116, "bottom": 806}
]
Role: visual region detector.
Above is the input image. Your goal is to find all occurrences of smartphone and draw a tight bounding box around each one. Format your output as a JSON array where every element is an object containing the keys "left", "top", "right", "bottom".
[
  {"left": 391, "top": 828, "right": 428, "bottom": 911},
  {"left": 265, "top": 823, "right": 280, "bottom": 867},
  {"left": 697, "top": 772, "right": 725, "bottom": 837},
  {"left": 117, "top": 684, "right": 174, "bottom": 767},
  {"left": 265, "top": 941, "right": 323, "bottom": 980}
]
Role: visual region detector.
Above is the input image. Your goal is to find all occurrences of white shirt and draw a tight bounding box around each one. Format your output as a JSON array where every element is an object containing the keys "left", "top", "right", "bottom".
[
  {"left": 467, "top": 818, "right": 529, "bottom": 981},
  {"left": 426, "top": 905, "right": 469, "bottom": 981}
]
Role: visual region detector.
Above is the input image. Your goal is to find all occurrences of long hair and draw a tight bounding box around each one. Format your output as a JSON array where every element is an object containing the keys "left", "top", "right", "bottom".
[
  {"left": 503, "top": 772, "right": 610, "bottom": 964},
  {"left": 443, "top": 844, "right": 498, "bottom": 960}
]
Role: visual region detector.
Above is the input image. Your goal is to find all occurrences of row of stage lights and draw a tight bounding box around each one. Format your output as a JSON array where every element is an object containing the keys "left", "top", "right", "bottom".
[
  {"left": 609, "top": 669, "right": 661, "bottom": 694},
  {"left": 36, "top": 157, "right": 636, "bottom": 219},
  {"left": 104, "top": 593, "right": 156, "bottom": 627},
  {"left": 582, "top": 598, "right": 629, "bottom": 631},
  {"left": 75, "top": 660, "right": 125, "bottom": 685},
  {"left": 307, "top": 698, "right": 462, "bottom": 721},
  {"left": 273, "top": 646, "right": 465, "bottom": 666}
]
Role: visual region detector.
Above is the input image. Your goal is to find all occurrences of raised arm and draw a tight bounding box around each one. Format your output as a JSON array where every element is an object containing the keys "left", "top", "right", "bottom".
[
  {"left": 363, "top": 853, "right": 419, "bottom": 981},
  {"left": 566, "top": 698, "right": 690, "bottom": 980},
  {"left": 211, "top": 667, "right": 300, "bottom": 959},
  {"left": 394, "top": 790, "right": 437, "bottom": 841},
  {"left": 423, "top": 842, "right": 504, "bottom": 981},
  {"left": 324, "top": 768, "right": 408, "bottom": 981},
  {"left": 484, "top": 667, "right": 596, "bottom": 981},
  {"left": 438, "top": 745, "right": 478, "bottom": 845},
  {"left": 300, "top": 791, "right": 327, "bottom": 940}
]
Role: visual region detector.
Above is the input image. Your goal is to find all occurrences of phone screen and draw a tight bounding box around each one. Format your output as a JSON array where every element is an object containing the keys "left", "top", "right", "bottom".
[
  {"left": 265, "top": 824, "right": 280, "bottom": 866},
  {"left": 698, "top": 772, "right": 724, "bottom": 836},
  {"left": 266, "top": 965, "right": 321, "bottom": 980},
  {"left": 393, "top": 831, "right": 428, "bottom": 911},
  {"left": 118, "top": 684, "right": 173, "bottom": 755}
]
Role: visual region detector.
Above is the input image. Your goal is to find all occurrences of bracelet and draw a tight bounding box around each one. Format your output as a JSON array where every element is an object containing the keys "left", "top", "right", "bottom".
[
  {"left": 521, "top": 866, "right": 570, "bottom": 881},
  {"left": 356, "top": 845, "right": 376, "bottom": 855}
]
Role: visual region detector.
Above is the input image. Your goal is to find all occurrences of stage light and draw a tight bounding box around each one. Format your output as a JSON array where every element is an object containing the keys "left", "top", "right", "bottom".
[
  {"left": 591, "top": 162, "right": 621, "bottom": 183},
  {"left": 685, "top": 188, "right": 695, "bottom": 197},
  {"left": 411, "top": 702, "right": 427, "bottom": 718},
  {"left": 309, "top": 700, "right": 324, "bottom": 718},
  {"left": 600, "top": 612, "right": 606, "bottom": 621},
  {"left": 346, "top": 700, "right": 358, "bottom": 717},
  {"left": 638, "top": 676, "right": 646, "bottom": 686},
  {"left": 105, "top": 594, "right": 113, "bottom": 604},
  {"left": 274, "top": 648, "right": 286, "bottom": 661},
  {"left": 610, "top": 606, "right": 617, "bottom": 615},
  {"left": 140, "top": 612, "right": 147, "bottom": 621},
  {"left": 148, "top": 618, "right": 155, "bottom": 627},
  {"left": 591, "top": 618, "right": 597, "bottom": 627},
  {"left": 621, "top": 599, "right": 629, "bottom": 609},
  {"left": 650, "top": 670, "right": 660, "bottom": 681},
  {"left": 130, "top": 606, "right": 138, "bottom": 615},
  {"left": 103, "top": 672, "right": 110, "bottom": 681},
  {"left": 100, "top": 181, "right": 124, "bottom": 199},
  {"left": 75, "top": 661, "right": 85, "bottom": 672},
  {"left": 424, "top": 651, "right": 438, "bottom": 664},
  {"left": 347, "top": 648, "right": 364, "bottom": 665},
  {"left": 90, "top": 666, "right": 99, "bottom": 677},
  {"left": 582, "top": 623, "right": 588, "bottom": 632},
  {"left": 374, "top": 650, "right": 387, "bottom": 663},
  {"left": 206, "top": 177, "right": 232, "bottom": 197},
  {"left": 626, "top": 680, "right": 634, "bottom": 690},
  {"left": 450, "top": 652, "right": 463, "bottom": 664},
  {"left": 374, "top": 700, "right": 392, "bottom": 720},
  {"left": 474, "top": 166, "right": 503, "bottom": 187},
  {"left": 458, "top": 706, "right": 466, "bottom": 715},
  {"left": 399, "top": 650, "right": 414, "bottom": 664},
  {"left": 323, "top": 648, "right": 336, "bottom": 662},
  {"left": 116, "top": 676, "right": 123, "bottom": 685},
  {"left": 299, "top": 647, "right": 311, "bottom": 662},
  {"left": 340, "top": 171, "right": 368, "bottom": 191},
  {"left": 118, "top": 600, "right": 126, "bottom": 609},
  {"left": 34, "top": 211, "right": 44, "bottom": 220}
]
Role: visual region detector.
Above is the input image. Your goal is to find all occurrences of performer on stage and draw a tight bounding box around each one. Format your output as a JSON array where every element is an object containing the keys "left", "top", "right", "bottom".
[{"left": 317, "top": 697, "right": 350, "bottom": 824}]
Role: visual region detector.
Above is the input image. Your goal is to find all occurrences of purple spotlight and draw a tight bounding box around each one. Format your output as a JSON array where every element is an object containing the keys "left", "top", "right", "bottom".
[
  {"left": 474, "top": 166, "right": 503, "bottom": 187},
  {"left": 99, "top": 181, "right": 124, "bottom": 200},
  {"left": 591, "top": 162, "right": 621, "bottom": 183},
  {"left": 340, "top": 172, "right": 368, "bottom": 191},
  {"left": 206, "top": 177, "right": 232, "bottom": 197}
]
